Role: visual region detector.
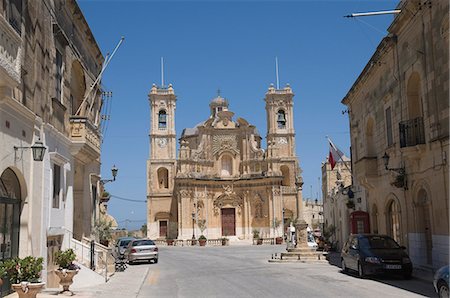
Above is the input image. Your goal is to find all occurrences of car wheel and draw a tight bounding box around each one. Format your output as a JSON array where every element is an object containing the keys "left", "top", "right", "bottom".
[
  {"left": 341, "top": 259, "right": 348, "bottom": 273},
  {"left": 154, "top": 258, "right": 158, "bottom": 264},
  {"left": 358, "top": 262, "right": 365, "bottom": 278},
  {"left": 438, "top": 281, "right": 449, "bottom": 298}
]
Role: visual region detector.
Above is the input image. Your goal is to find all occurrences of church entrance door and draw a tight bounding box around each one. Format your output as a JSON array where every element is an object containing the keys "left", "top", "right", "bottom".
[
  {"left": 221, "top": 208, "right": 235, "bottom": 236},
  {"left": 159, "top": 220, "right": 167, "bottom": 237}
]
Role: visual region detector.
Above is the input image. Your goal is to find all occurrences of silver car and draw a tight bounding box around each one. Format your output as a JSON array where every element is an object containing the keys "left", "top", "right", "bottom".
[{"left": 125, "top": 239, "right": 158, "bottom": 264}]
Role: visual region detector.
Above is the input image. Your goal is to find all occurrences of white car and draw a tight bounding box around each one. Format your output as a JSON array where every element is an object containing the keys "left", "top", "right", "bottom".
[{"left": 307, "top": 233, "right": 318, "bottom": 249}]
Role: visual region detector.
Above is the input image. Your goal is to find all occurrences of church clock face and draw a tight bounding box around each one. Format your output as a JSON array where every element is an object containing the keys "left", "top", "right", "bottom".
[
  {"left": 157, "top": 138, "right": 167, "bottom": 148},
  {"left": 277, "top": 137, "right": 288, "bottom": 145}
]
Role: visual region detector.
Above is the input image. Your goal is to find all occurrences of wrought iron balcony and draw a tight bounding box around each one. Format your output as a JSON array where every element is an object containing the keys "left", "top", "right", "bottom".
[{"left": 399, "top": 117, "right": 425, "bottom": 148}]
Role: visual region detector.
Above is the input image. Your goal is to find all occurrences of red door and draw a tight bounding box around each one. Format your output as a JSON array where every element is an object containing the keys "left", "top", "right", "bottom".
[
  {"left": 221, "top": 208, "right": 236, "bottom": 236},
  {"left": 350, "top": 211, "right": 370, "bottom": 234},
  {"left": 159, "top": 220, "right": 168, "bottom": 237}
]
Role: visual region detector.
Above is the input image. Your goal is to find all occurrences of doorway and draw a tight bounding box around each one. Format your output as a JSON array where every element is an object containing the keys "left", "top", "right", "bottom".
[
  {"left": 159, "top": 220, "right": 168, "bottom": 238},
  {"left": 221, "top": 208, "right": 235, "bottom": 236}
]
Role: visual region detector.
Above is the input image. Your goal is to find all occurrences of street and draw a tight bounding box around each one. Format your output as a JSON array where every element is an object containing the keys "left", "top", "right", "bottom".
[{"left": 67, "top": 245, "right": 437, "bottom": 298}]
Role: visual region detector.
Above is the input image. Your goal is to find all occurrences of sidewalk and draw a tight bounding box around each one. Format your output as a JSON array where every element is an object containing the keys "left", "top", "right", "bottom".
[{"left": 5, "top": 264, "right": 151, "bottom": 298}]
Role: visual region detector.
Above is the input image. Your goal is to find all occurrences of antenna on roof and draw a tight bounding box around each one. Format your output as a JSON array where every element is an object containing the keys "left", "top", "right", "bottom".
[
  {"left": 161, "top": 57, "right": 165, "bottom": 88},
  {"left": 275, "top": 56, "right": 280, "bottom": 89}
]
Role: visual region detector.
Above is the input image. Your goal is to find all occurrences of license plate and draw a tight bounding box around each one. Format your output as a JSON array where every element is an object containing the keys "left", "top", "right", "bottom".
[{"left": 385, "top": 264, "right": 401, "bottom": 269}]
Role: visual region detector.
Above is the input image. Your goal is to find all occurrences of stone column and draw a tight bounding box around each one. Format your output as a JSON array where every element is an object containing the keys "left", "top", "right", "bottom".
[{"left": 295, "top": 219, "right": 309, "bottom": 248}]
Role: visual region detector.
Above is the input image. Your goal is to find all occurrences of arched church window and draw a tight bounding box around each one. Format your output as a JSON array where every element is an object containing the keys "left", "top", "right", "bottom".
[
  {"left": 157, "top": 167, "right": 169, "bottom": 189},
  {"left": 158, "top": 110, "right": 167, "bottom": 129},
  {"left": 277, "top": 110, "right": 286, "bottom": 129},
  {"left": 221, "top": 155, "right": 233, "bottom": 177}
]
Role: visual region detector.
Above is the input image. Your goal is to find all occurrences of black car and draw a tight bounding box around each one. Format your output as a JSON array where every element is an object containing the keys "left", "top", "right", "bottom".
[{"left": 341, "top": 234, "right": 413, "bottom": 279}]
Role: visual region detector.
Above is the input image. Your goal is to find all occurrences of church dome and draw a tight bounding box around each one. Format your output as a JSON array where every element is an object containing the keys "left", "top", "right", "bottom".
[{"left": 209, "top": 95, "right": 229, "bottom": 109}]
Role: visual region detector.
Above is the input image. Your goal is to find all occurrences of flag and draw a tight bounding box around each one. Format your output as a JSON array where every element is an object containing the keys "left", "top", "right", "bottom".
[{"left": 328, "top": 138, "right": 345, "bottom": 170}]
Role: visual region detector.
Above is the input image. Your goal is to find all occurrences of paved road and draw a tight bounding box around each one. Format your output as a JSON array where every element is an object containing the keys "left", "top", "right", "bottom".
[{"left": 131, "top": 245, "right": 436, "bottom": 298}]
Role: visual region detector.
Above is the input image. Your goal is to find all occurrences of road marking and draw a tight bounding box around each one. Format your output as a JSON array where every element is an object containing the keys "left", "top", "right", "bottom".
[{"left": 147, "top": 268, "right": 160, "bottom": 285}]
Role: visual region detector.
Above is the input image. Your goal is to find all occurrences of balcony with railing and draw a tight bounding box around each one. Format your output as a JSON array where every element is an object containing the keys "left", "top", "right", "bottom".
[
  {"left": 69, "top": 117, "right": 101, "bottom": 162},
  {"left": 399, "top": 117, "right": 425, "bottom": 148},
  {"left": 0, "top": 15, "right": 22, "bottom": 85}
]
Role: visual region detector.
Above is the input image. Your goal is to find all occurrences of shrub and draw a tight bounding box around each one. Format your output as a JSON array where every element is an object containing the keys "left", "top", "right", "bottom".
[
  {"left": 198, "top": 235, "right": 207, "bottom": 240},
  {"left": 2, "top": 256, "right": 43, "bottom": 284},
  {"left": 252, "top": 229, "right": 260, "bottom": 239},
  {"left": 54, "top": 249, "right": 79, "bottom": 270}
]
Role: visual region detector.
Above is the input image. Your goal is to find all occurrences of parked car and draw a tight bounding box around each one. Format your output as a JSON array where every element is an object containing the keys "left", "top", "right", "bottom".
[
  {"left": 433, "top": 265, "right": 449, "bottom": 298},
  {"left": 115, "top": 237, "right": 136, "bottom": 257},
  {"left": 125, "top": 239, "right": 159, "bottom": 264},
  {"left": 307, "top": 232, "right": 318, "bottom": 249},
  {"left": 341, "top": 234, "right": 413, "bottom": 279}
]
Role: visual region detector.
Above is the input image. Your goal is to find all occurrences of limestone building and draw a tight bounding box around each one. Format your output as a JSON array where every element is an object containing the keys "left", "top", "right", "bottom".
[
  {"left": 0, "top": 0, "right": 107, "bottom": 292},
  {"left": 147, "top": 84, "right": 303, "bottom": 241},
  {"left": 342, "top": 0, "right": 449, "bottom": 272}
]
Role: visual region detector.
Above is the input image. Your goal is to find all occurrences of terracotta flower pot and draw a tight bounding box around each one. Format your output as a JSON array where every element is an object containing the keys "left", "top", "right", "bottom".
[
  {"left": 199, "top": 239, "right": 207, "bottom": 246},
  {"left": 55, "top": 269, "right": 78, "bottom": 292},
  {"left": 11, "top": 282, "right": 45, "bottom": 298},
  {"left": 166, "top": 239, "right": 174, "bottom": 246},
  {"left": 257, "top": 239, "right": 263, "bottom": 245},
  {"left": 275, "top": 237, "right": 283, "bottom": 245}
]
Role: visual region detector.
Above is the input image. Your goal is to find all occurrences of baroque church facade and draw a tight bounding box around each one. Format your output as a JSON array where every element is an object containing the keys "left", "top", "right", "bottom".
[{"left": 147, "top": 83, "right": 303, "bottom": 241}]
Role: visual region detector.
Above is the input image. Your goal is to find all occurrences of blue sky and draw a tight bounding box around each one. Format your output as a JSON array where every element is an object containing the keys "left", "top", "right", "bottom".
[{"left": 78, "top": 0, "right": 398, "bottom": 230}]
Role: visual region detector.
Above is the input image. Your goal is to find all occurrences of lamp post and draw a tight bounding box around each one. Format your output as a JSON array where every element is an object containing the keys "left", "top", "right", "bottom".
[
  {"left": 14, "top": 139, "right": 47, "bottom": 161},
  {"left": 100, "top": 165, "right": 119, "bottom": 185},
  {"left": 191, "top": 212, "right": 196, "bottom": 240}
]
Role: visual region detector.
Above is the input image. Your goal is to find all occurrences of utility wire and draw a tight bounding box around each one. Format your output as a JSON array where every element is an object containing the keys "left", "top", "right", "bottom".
[{"left": 111, "top": 194, "right": 146, "bottom": 203}]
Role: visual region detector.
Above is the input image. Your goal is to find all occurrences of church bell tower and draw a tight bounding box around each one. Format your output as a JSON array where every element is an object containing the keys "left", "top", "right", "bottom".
[{"left": 147, "top": 83, "right": 177, "bottom": 239}]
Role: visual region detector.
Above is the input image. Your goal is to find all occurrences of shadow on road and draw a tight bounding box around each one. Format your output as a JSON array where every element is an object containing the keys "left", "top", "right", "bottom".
[{"left": 325, "top": 252, "right": 437, "bottom": 297}]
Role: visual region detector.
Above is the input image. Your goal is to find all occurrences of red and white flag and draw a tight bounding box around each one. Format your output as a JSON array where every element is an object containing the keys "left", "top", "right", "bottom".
[{"left": 328, "top": 138, "right": 345, "bottom": 170}]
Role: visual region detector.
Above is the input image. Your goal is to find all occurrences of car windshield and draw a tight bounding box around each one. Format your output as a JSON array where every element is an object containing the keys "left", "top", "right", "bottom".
[
  {"left": 360, "top": 236, "right": 400, "bottom": 249},
  {"left": 132, "top": 240, "right": 155, "bottom": 246},
  {"left": 120, "top": 240, "right": 132, "bottom": 247}
]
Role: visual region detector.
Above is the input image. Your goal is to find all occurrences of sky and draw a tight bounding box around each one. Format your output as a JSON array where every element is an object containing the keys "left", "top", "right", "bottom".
[{"left": 78, "top": 0, "right": 399, "bottom": 230}]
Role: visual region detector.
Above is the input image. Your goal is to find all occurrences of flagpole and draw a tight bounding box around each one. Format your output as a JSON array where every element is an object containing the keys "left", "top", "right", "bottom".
[{"left": 326, "top": 136, "right": 353, "bottom": 176}]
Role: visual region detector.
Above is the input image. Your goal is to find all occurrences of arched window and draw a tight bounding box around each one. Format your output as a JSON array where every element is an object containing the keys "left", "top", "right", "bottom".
[
  {"left": 277, "top": 110, "right": 286, "bottom": 129},
  {"left": 280, "top": 166, "right": 290, "bottom": 186},
  {"left": 221, "top": 155, "right": 233, "bottom": 177},
  {"left": 406, "top": 72, "right": 422, "bottom": 119},
  {"left": 387, "top": 200, "right": 401, "bottom": 244},
  {"left": 157, "top": 168, "right": 169, "bottom": 189},
  {"left": 158, "top": 110, "right": 167, "bottom": 129}
]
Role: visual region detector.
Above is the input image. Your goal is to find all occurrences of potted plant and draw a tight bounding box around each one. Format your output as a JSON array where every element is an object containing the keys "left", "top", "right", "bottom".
[
  {"left": 198, "top": 235, "right": 207, "bottom": 246},
  {"left": 272, "top": 218, "right": 283, "bottom": 245},
  {"left": 166, "top": 238, "right": 174, "bottom": 246},
  {"left": 252, "top": 229, "right": 262, "bottom": 245},
  {"left": 2, "top": 256, "right": 45, "bottom": 298},
  {"left": 54, "top": 248, "right": 80, "bottom": 293}
]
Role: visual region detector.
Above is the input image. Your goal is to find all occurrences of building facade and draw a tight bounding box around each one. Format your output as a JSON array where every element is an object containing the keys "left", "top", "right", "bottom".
[
  {"left": 0, "top": 0, "right": 105, "bottom": 291},
  {"left": 302, "top": 199, "right": 324, "bottom": 232},
  {"left": 147, "top": 84, "right": 303, "bottom": 241},
  {"left": 342, "top": 0, "right": 449, "bottom": 271}
]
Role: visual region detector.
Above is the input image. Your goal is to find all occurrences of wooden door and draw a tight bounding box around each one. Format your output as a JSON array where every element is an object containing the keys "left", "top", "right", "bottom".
[
  {"left": 159, "top": 220, "right": 168, "bottom": 237},
  {"left": 221, "top": 208, "right": 235, "bottom": 236}
]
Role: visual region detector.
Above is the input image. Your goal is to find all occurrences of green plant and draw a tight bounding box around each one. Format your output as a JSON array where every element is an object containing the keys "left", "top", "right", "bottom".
[
  {"left": 252, "top": 229, "right": 260, "bottom": 239},
  {"left": 197, "top": 219, "right": 207, "bottom": 235},
  {"left": 93, "top": 218, "right": 112, "bottom": 244},
  {"left": 198, "top": 235, "right": 207, "bottom": 240},
  {"left": 2, "top": 256, "right": 43, "bottom": 284},
  {"left": 346, "top": 200, "right": 355, "bottom": 209},
  {"left": 54, "top": 249, "right": 79, "bottom": 270},
  {"left": 102, "top": 191, "right": 110, "bottom": 197}
]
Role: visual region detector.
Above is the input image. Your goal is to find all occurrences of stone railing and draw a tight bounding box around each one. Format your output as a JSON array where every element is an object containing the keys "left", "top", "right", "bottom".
[
  {"left": 69, "top": 116, "right": 101, "bottom": 157},
  {"left": 154, "top": 238, "right": 228, "bottom": 246},
  {"left": 0, "top": 15, "right": 22, "bottom": 84}
]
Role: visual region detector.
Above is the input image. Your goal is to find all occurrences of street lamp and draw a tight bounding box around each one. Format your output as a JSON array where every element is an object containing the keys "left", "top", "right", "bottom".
[
  {"left": 191, "top": 212, "right": 196, "bottom": 240},
  {"left": 100, "top": 165, "right": 119, "bottom": 184},
  {"left": 14, "top": 139, "right": 46, "bottom": 161}
]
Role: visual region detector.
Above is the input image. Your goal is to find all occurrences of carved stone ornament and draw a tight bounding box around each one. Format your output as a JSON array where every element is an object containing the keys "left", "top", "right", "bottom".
[
  {"left": 212, "top": 135, "right": 239, "bottom": 156},
  {"left": 178, "top": 189, "right": 191, "bottom": 197},
  {"left": 213, "top": 192, "right": 243, "bottom": 216}
]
